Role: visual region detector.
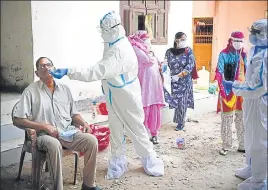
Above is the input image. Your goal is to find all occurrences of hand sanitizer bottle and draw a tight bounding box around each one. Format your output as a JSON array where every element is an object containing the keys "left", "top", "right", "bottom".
[{"left": 92, "top": 101, "right": 97, "bottom": 120}]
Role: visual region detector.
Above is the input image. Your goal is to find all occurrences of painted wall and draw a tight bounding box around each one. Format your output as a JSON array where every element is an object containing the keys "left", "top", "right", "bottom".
[
  {"left": 211, "top": 1, "right": 267, "bottom": 80},
  {"left": 31, "top": 1, "right": 120, "bottom": 70},
  {"left": 31, "top": 1, "right": 193, "bottom": 68},
  {"left": 192, "top": 1, "right": 215, "bottom": 18},
  {"left": 30, "top": 1, "right": 120, "bottom": 100},
  {"left": 152, "top": 1, "right": 193, "bottom": 62},
  {"left": 30, "top": 1, "right": 193, "bottom": 99},
  {"left": 1, "top": 1, "right": 34, "bottom": 92}
]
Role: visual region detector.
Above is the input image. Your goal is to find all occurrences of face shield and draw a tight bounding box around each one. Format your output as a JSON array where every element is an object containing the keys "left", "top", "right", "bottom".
[
  {"left": 97, "top": 11, "right": 123, "bottom": 43},
  {"left": 96, "top": 22, "right": 121, "bottom": 34},
  {"left": 248, "top": 19, "right": 267, "bottom": 46}
]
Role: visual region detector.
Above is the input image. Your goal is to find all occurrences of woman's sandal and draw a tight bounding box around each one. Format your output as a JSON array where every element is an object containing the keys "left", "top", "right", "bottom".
[
  {"left": 237, "top": 149, "right": 245, "bottom": 153},
  {"left": 175, "top": 125, "right": 184, "bottom": 131},
  {"left": 219, "top": 148, "right": 228, "bottom": 156},
  {"left": 150, "top": 136, "right": 159, "bottom": 145}
]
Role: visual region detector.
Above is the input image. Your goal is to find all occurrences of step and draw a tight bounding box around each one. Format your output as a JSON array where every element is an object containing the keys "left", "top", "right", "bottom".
[
  {"left": 187, "top": 94, "right": 217, "bottom": 117},
  {"left": 1, "top": 92, "right": 21, "bottom": 126},
  {"left": 1, "top": 137, "right": 24, "bottom": 153},
  {"left": 1, "top": 123, "right": 25, "bottom": 142},
  {"left": 1, "top": 145, "right": 32, "bottom": 167}
]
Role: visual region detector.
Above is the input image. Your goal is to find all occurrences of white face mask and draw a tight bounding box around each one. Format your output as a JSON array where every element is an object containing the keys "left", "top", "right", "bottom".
[
  {"left": 144, "top": 38, "right": 152, "bottom": 51},
  {"left": 232, "top": 41, "right": 243, "bottom": 50},
  {"left": 178, "top": 41, "right": 187, "bottom": 48}
]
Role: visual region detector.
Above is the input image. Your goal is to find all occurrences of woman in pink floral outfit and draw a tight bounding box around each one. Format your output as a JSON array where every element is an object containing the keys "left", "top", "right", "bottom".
[{"left": 128, "top": 31, "right": 165, "bottom": 144}]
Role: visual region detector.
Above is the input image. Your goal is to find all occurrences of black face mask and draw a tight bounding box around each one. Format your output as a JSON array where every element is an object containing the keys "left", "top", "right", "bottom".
[{"left": 224, "top": 63, "right": 236, "bottom": 81}]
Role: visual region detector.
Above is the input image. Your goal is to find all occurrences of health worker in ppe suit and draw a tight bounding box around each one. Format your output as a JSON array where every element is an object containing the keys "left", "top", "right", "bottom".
[
  {"left": 49, "top": 11, "right": 164, "bottom": 180},
  {"left": 232, "top": 18, "right": 267, "bottom": 190}
]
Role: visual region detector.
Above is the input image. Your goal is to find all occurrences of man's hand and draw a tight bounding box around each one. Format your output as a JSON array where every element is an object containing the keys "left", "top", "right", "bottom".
[
  {"left": 49, "top": 68, "right": 69, "bottom": 79},
  {"left": 43, "top": 124, "right": 59, "bottom": 138},
  {"left": 82, "top": 122, "right": 93, "bottom": 134}
]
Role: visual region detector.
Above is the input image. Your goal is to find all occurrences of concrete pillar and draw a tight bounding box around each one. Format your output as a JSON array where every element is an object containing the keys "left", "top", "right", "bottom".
[{"left": 1, "top": 1, "right": 34, "bottom": 93}]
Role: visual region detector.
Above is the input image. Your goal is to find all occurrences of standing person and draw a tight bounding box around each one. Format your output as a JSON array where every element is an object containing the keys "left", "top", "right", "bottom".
[
  {"left": 163, "top": 32, "right": 196, "bottom": 131},
  {"left": 232, "top": 18, "right": 267, "bottom": 190},
  {"left": 49, "top": 11, "right": 164, "bottom": 180},
  {"left": 213, "top": 31, "right": 247, "bottom": 156},
  {"left": 128, "top": 31, "right": 165, "bottom": 145}
]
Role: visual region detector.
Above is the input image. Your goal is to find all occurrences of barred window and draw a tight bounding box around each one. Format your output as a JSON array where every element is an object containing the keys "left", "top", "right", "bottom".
[{"left": 120, "top": 0, "right": 169, "bottom": 45}]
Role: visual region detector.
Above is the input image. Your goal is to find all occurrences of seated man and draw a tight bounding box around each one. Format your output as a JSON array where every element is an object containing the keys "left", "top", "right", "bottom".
[{"left": 13, "top": 57, "right": 100, "bottom": 190}]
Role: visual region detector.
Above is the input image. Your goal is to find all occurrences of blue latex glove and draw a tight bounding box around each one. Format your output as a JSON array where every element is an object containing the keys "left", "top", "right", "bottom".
[
  {"left": 208, "top": 83, "right": 217, "bottom": 95},
  {"left": 49, "top": 68, "right": 68, "bottom": 79},
  {"left": 222, "top": 80, "right": 233, "bottom": 95},
  {"left": 162, "top": 64, "right": 168, "bottom": 73}
]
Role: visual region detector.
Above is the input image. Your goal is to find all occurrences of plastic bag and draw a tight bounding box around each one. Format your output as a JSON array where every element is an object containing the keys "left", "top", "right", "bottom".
[
  {"left": 162, "top": 63, "right": 172, "bottom": 95},
  {"left": 79, "top": 124, "right": 110, "bottom": 156},
  {"left": 58, "top": 129, "right": 79, "bottom": 142},
  {"left": 97, "top": 102, "right": 108, "bottom": 115}
]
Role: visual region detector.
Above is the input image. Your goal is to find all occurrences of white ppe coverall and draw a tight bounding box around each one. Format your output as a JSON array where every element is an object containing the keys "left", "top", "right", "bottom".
[
  {"left": 232, "top": 18, "right": 267, "bottom": 190},
  {"left": 66, "top": 12, "right": 164, "bottom": 179}
]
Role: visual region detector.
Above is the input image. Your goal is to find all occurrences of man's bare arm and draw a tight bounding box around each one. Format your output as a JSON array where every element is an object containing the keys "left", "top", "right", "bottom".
[
  {"left": 72, "top": 114, "right": 92, "bottom": 133},
  {"left": 13, "top": 117, "right": 46, "bottom": 131},
  {"left": 72, "top": 114, "right": 87, "bottom": 127},
  {"left": 13, "top": 117, "right": 58, "bottom": 137}
]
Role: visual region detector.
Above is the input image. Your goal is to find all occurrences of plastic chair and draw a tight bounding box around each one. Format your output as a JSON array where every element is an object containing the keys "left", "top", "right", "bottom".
[{"left": 12, "top": 101, "right": 79, "bottom": 189}]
